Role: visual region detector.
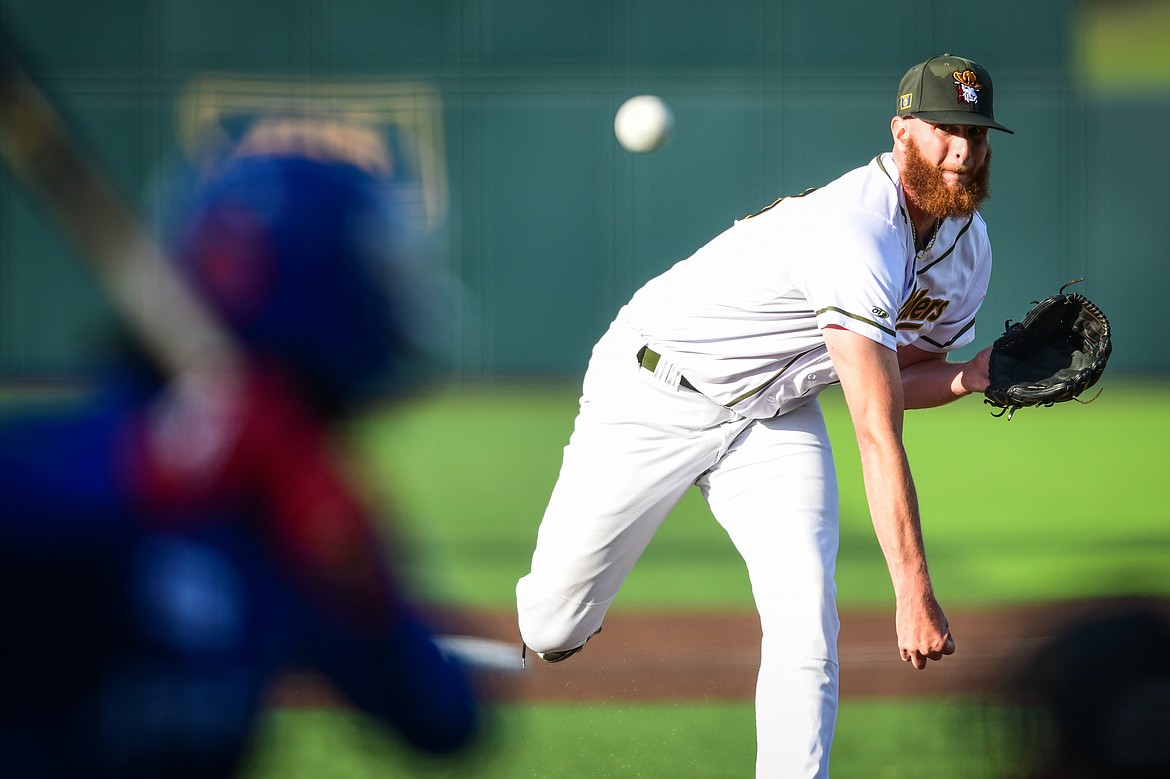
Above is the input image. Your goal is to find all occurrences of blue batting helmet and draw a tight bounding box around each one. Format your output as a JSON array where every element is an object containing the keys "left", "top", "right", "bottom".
[{"left": 174, "top": 152, "right": 418, "bottom": 409}]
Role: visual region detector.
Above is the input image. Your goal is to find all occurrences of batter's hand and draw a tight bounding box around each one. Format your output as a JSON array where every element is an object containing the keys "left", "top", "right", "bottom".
[
  {"left": 120, "top": 364, "right": 398, "bottom": 629},
  {"left": 896, "top": 594, "right": 955, "bottom": 670}
]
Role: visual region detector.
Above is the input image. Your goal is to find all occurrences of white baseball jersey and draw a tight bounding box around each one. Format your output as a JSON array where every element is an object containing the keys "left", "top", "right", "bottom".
[{"left": 623, "top": 152, "right": 993, "bottom": 419}]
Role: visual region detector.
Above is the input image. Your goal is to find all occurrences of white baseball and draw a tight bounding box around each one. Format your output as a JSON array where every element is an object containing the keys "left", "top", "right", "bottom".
[{"left": 614, "top": 95, "right": 674, "bottom": 154}]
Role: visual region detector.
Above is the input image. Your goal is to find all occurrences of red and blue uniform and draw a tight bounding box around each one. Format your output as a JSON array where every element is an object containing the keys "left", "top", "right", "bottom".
[{"left": 0, "top": 153, "right": 478, "bottom": 778}]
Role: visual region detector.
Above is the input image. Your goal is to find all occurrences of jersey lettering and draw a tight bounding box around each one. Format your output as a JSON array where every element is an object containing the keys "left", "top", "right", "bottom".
[{"left": 897, "top": 288, "right": 950, "bottom": 330}]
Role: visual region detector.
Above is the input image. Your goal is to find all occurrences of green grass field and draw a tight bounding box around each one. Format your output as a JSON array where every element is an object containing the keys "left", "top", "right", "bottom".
[
  {"left": 243, "top": 699, "right": 1019, "bottom": 779},
  {"left": 354, "top": 380, "right": 1170, "bottom": 611},
  {"left": 237, "top": 378, "right": 1169, "bottom": 779}
]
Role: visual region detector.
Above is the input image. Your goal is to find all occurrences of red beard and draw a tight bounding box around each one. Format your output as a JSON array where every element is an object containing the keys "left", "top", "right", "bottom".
[{"left": 901, "top": 138, "right": 991, "bottom": 219}]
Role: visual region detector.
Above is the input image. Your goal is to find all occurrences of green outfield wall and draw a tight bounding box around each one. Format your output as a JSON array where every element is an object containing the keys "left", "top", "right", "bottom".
[{"left": 0, "top": 0, "right": 1164, "bottom": 379}]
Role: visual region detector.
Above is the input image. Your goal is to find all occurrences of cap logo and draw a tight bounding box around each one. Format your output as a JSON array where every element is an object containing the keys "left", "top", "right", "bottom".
[
  {"left": 952, "top": 69, "right": 982, "bottom": 105},
  {"left": 899, "top": 93, "right": 913, "bottom": 111}
]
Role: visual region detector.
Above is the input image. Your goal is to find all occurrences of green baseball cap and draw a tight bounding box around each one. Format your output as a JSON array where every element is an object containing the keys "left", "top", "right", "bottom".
[{"left": 896, "top": 53, "right": 1013, "bottom": 133}]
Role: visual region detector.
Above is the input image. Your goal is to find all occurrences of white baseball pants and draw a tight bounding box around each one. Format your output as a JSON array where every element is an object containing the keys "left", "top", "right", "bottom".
[{"left": 517, "top": 311, "right": 841, "bottom": 778}]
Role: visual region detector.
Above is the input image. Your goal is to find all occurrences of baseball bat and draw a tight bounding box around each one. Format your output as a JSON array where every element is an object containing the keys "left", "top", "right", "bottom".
[
  {"left": 0, "top": 25, "right": 509, "bottom": 658},
  {"left": 435, "top": 634, "right": 526, "bottom": 674},
  {"left": 0, "top": 21, "right": 240, "bottom": 380}
]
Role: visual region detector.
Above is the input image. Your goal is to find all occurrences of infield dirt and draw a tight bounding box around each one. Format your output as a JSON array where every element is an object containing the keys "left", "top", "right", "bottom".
[{"left": 270, "top": 597, "right": 1170, "bottom": 706}]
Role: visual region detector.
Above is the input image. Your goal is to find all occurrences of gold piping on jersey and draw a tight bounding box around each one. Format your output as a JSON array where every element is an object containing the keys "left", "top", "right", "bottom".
[
  {"left": 876, "top": 154, "right": 978, "bottom": 268},
  {"left": 725, "top": 346, "right": 821, "bottom": 408},
  {"left": 918, "top": 215, "right": 975, "bottom": 273},
  {"left": 815, "top": 306, "right": 897, "bottom": 337},
  {"left": 879, "top": 154, "right": 980, "bottom": 345},
  {"left": 874, "top": 155, "right": 914, "bottom": 237},
  {"left": 741, "top": 187, "right": 820, "bottom": 220},
  {"left": 919, "top": 317, "right": 976, "bottom": 349}
]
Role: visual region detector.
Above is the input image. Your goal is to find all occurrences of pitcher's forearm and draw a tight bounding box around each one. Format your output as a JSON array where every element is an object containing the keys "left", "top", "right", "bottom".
[
  {"left": 899, "top": 346, "right": 992, "bottom": 409},
  {"left": 856, "top": 434, "right": 934, "bottom": 597}
]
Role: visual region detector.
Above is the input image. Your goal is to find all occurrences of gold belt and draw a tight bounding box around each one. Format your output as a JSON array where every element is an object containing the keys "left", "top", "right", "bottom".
[{"left": 636, "top": 345, "right": 698, "bottom": 392}]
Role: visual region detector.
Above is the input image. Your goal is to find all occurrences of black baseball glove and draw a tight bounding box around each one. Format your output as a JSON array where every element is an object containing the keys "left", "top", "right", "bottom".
[{"left": 983, "top": 279, "right": 1112, "bottom": 419}]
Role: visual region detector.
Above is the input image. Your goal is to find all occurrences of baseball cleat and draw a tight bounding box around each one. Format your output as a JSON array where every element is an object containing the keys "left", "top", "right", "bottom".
[
  {"left": 521, "top": 627, "right": 601, "bottom": 668},
  {"left": 537, "top": 644, "right": 586, "bottom": 663}
]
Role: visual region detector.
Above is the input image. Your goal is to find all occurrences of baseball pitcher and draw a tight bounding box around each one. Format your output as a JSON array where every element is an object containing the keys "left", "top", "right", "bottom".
[{"left": 517, "top": 54, "right": 1013, "bottom": 777}]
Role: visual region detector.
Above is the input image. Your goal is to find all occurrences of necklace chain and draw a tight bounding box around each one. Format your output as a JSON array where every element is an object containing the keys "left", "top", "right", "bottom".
[{"left": 912, "top": 218, "right": 939, "bottom": 252}]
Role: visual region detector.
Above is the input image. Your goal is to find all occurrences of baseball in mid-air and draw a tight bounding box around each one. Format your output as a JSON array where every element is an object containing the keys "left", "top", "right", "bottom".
[{"left": 614, "top": 95, "right": 674, "bottom": 153}]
